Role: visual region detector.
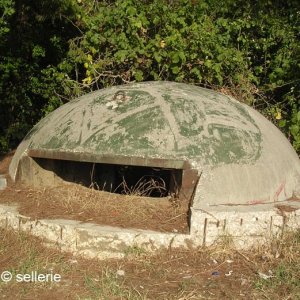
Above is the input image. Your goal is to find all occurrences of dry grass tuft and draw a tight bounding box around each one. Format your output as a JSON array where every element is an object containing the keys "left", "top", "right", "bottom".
[
  {"left": 116, "top": 175, "right": 167, "bottom": 197},
  {"left": 0, "top": 182, "right": 190, "bottom": 233}
]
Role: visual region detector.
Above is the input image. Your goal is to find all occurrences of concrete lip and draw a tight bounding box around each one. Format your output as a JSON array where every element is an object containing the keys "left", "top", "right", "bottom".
[{"left": 5, "top": 81, "right": 300, "bottom": 256}]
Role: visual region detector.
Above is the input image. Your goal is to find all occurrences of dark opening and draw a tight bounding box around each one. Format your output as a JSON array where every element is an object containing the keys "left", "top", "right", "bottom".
[{"left": 33, "top": 158, "right": 182, "bottom": 198}]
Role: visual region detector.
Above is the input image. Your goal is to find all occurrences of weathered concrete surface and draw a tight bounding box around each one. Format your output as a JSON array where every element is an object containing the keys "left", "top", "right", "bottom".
[
  {"left": 9, "top": 81, "right": 300, "bottom": 209},
  {"left": 10, "top": 82, "right": 263, "bottom": 165},
  {"left": 0, "top": 175, "right": 7, "bottom": 190},
  {"left": 1, "top": 202, "right": 299, "bottom": 258}
]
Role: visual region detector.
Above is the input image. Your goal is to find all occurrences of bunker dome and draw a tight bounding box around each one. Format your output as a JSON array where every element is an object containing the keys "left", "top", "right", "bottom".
[{"left": 9, "top": 81, "right": 300, "bottom": 213}]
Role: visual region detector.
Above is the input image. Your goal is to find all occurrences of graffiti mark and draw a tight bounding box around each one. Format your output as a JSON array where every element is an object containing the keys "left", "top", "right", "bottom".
[
  {"left": 273, "top": 181, "right": 286, "bottom": 202},
  {"left": 247, "top": 199, "right": 267, "bottom": 205}
]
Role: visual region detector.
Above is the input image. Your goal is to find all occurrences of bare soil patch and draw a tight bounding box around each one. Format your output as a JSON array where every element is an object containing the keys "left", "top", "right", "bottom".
[{"left": 0, "top": 153, "right": 189, "bottom": 233}]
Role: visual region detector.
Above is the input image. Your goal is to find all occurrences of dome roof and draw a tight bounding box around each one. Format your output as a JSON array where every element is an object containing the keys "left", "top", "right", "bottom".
[{"left": 10, "top": 81, "right": 300, "bottom": 208}]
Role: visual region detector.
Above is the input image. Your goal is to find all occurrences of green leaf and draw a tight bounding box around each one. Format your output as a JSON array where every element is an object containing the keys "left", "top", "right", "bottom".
[
  {"left": 290, "top": 125, "right": 299, "bottom": 137},
  {"left": 171, "top": 52, "right": 180, "bottom": 64},
  {"left": 191, "top": 67, "right": 202, "bottom": 80},
  {"left": 114, "top": 50, "right": 128, "bottom": 62},
  {"left": 178, "top": 51, "right": 186, "bottom": 64},
  {"left": 134, "top": 70, "right": 143, "bottom": 81},
  {"left": 154, "top": 52, "right": 161, "bottom": 63},
  {"left": 204, "top": 60, "right": 212, "bottom": 68},
  {"left": 171, "top": 66, "right": 180, "bottom": 74},
  {"left": 133, "top": 19, "right": 142, "bottom": 28},
  {"left": 278, "top": 119, "right": 286, "bottom": 128},
  {"left": 32, "top": 45, "right": 46, "bottom": 58}
]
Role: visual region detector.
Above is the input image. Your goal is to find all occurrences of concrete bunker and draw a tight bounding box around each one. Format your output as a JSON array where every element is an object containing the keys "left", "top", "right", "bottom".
[{"left": 7, "top": 81, "right": 300, "bottom": 253}]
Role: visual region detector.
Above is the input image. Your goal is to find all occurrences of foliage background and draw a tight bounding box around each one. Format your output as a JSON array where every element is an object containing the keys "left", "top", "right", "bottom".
[{"left": 0, "top": 0, "right": 299, "bottom": 154}]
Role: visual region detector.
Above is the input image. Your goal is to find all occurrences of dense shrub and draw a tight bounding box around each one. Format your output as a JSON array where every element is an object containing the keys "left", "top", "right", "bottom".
[
  {"left": 0, "top": 0, "right": 79, "bottom": 152},
  {"left": 0, "top": 0, "right": 299, "bottom": 154}
]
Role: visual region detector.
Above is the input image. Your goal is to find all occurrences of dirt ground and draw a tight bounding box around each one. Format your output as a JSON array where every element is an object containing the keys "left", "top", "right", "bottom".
[{"left": 0, "top": 153, "right": 189, "bottom": 233}]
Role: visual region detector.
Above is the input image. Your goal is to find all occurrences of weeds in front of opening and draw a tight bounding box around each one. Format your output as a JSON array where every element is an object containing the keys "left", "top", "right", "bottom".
[
  {"left": 89, "top": 172, "right": 183, "bottom": 211},
  {"left": 117, "top": 175, "right": 167, "bottom": 197},
  {"left": 90, "top": 174, "right": 169, "bottom": 198},
  {"left": 89, "top": 162, "right": 175, "bottom": 198}
]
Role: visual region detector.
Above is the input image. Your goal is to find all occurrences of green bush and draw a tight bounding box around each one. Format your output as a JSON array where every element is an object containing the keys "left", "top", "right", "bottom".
[{"left": 0, "top": 0, "right": 299, "bottom": 154}]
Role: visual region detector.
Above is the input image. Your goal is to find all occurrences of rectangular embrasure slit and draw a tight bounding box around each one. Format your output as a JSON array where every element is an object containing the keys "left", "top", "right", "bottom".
[{"left": 30, "top": 157, "right": 184, "bottom": 198}]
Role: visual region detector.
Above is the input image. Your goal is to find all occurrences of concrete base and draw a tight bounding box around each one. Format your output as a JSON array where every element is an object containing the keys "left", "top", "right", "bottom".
[{"left": 0, "top": 201, "right": 299, "bottom": 259}]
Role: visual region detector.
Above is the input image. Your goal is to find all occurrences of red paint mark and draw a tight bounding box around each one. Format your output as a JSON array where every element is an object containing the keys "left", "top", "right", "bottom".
[
  {"left": 284, "top": 185, "right": 287, "bottom": 197},
  {"left": 248, "top": 199, "right": 266, "bottom": 205},
  {"left": 273, "top": 181, "right": 286, "bottom": 202}
]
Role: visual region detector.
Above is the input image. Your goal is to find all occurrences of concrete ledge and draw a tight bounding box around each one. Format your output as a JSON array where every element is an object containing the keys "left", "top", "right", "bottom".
[
  {"left": 191, "top": 202, "right": 300, "bottom": 248},
  {"left": 0, "top": 203, "right": 299, "bottom": 259},
  {"left": 0, "top": 204, "right": 194, "bottom": 259}
]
